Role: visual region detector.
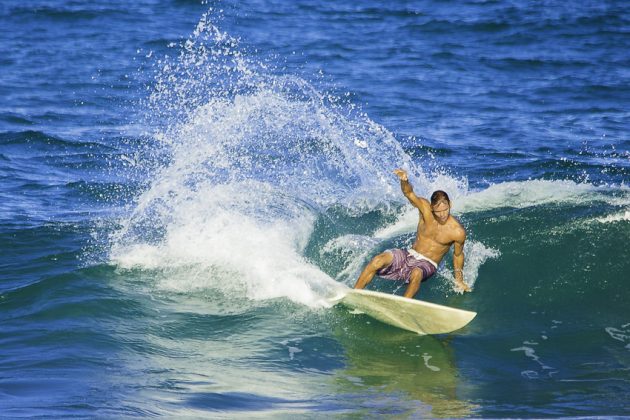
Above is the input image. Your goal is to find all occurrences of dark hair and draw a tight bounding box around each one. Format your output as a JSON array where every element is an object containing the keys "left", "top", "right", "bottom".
[{"left": 430, "top": 190, "right": 450, "bottom": 206}]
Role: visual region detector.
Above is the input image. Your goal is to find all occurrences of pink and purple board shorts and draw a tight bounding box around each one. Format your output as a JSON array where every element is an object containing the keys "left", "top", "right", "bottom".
[{"left": 377, "top": 248, "right": 437, "bottom": 283}]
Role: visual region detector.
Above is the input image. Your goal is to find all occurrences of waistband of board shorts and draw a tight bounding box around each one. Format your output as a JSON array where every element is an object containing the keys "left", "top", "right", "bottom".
[{"left": 407, "top": 248, "right": 438, "bottom": 269}]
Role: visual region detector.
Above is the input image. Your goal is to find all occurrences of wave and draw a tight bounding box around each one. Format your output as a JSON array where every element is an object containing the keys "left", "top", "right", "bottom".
[
  {"left": 110, "top": 13, "right": 628, "bottom": 309},
  {"left": 8, "top": 5, "right": 126, "bottom": 21},
  {"left": 0, "top": 130, "right": 111, "bottom": 152}
]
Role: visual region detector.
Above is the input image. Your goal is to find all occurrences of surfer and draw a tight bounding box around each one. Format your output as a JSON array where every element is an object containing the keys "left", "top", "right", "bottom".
[{"left": 354, "top": 169, "right": 471, "bottom": 298}]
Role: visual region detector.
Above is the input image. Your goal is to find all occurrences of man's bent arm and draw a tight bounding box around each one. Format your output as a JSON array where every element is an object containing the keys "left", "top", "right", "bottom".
[{"left": 453, "top": 239, "right": 471, "bottom": 292}]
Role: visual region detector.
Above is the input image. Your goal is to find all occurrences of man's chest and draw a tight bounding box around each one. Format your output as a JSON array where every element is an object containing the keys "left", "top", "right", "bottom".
[{"left": 417, "top": 221, "right": 453, "bottom": 246}]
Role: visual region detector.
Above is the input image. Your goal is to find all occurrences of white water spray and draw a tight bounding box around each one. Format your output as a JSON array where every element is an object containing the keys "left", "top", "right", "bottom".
[{"left": 110, "top": 14, "right": 441, "bottom": 306}]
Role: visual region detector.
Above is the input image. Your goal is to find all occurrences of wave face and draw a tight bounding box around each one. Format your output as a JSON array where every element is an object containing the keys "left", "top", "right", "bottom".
[{"left": 1, "top": 1, "right": 629, "bottom": 418}]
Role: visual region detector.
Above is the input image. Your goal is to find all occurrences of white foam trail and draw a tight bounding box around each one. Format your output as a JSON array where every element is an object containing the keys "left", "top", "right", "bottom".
[
  {"left": 111, "top": 182, "right": 343, "bottom": 307},
  {"left": 511, "top": 342, "right": 554, "bottom": 369},
  {"left": 595, "top": 209, "right": 630, "bottom": 223}
]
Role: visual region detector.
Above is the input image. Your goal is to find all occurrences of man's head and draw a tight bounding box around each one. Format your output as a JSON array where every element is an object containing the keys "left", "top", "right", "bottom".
[{"left": 430, "top": 190, "right": 450, "bottom": 224}]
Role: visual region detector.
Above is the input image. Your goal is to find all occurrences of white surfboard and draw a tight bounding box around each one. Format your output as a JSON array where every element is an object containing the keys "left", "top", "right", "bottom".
[{"left": 337, "top": 289, "right": 476, "bottom": 335}]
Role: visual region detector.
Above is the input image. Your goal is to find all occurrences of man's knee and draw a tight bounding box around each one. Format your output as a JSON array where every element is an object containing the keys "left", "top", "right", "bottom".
[{"left": 369, "top": 252, "right": 392, "bottom": 270}]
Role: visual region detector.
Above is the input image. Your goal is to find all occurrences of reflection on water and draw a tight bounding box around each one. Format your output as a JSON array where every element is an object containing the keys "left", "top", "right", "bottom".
[{"left": 331, "top": 308, "right": 478, "bottom": 418}]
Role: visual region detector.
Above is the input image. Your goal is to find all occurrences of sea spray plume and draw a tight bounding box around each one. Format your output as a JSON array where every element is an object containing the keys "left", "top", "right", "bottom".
[
  {"left": 110, "top": 13, "right": 439, "bottom": 305},
  {"left": 138, "top": 11, "right": 430, "bottom": 208},
  {"left": 146, "top": 11, "right": 255, "bottom": 130}
]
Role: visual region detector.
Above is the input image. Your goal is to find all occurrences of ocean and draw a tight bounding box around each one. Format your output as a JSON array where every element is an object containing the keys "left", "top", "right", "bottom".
[{"left": 1, "top": 0, "right": 629, "bottom": 417}]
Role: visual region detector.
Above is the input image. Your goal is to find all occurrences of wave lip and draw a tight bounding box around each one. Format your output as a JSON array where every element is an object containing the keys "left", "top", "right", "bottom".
[{"left": 458, "top": 180, "right": 614, "bottom": 213}]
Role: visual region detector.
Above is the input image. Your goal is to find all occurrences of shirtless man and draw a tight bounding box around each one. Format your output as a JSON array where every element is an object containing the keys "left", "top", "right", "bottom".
[{"left": 354, "top": 169, "right": 471, "bottom": 298}]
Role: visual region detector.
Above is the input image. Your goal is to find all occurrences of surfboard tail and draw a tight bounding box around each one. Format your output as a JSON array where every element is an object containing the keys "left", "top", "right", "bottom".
[{"left": 327, "top": 288, "right": 350, "bottom": 305}]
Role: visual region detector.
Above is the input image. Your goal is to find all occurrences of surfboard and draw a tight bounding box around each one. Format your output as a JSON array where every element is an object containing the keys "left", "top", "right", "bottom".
[{"left": 337, "top": 289, "right": 476, "bottom": 335}]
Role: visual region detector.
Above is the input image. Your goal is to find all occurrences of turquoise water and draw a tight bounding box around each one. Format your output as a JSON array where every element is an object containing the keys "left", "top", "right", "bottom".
[{"left": 1, "top": 1, "right": 629, "bottom": 417}]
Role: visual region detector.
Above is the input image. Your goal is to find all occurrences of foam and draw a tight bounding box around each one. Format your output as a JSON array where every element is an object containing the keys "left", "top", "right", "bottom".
[
  {"left": 605, "top": 323, "right": 630, "bottom": 349},
  {"left": 457, "top": 180, "right": 615, "bottom": 213},
  {"left": 111, "top": 181, "right": 345, "bottom": 307},
  {"left": 595, "top": 209, "right": 630, "bottom": 224},
  {"left": 437, "top": 240, "right": 500, "bottom": 292},
  {"left": 319, "top": 234, "right": 382, "bottom": 283}
]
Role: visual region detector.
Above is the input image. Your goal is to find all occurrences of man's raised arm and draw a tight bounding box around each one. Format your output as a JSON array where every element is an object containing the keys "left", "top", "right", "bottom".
[{"left": 393, "top": 169, "right": 430, "bottom": 212}]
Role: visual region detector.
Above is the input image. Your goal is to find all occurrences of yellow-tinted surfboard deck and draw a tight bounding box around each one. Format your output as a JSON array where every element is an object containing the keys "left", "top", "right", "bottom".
[{"left": 340, "top": 289, "right": 476, "bottom": 335}]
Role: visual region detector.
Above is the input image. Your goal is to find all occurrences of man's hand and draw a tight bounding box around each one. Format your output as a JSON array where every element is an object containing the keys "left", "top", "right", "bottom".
[
  {"left": 456, "top": 281, "right": 472, "bottom": 293},
  {"left": 454, "top": 269, "right": 471, "bottom": 293},
  {"left": 393, "top": 169, "right": 408, "bottom": 182}
]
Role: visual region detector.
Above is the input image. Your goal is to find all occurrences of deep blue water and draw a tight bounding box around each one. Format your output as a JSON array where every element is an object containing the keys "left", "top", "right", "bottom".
[{"left": 1, "top": 0, "right": 629, "bottom": 417}]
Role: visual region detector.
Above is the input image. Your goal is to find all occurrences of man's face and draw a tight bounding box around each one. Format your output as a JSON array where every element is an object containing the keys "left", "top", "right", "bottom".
[{"left": 431, "top": 200, "right": 450, "bottom": 224}]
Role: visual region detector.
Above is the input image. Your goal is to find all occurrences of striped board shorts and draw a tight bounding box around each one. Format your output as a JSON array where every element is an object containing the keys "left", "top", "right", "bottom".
[{"left": 377, "top": 248, "right": 438, "bottom": 283}]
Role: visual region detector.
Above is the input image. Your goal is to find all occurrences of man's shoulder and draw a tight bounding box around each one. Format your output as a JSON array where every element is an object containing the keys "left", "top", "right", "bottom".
[
  {"left": 415, "top": 196, "right": 431, "bottom": 209},
  {"left": 448, "top": 215, "right": 464, "bottom": 228},
  {"left": 448, "top": 217, "right": 466, "bottom": 240}
]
